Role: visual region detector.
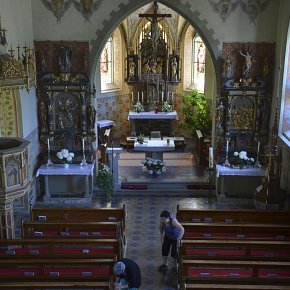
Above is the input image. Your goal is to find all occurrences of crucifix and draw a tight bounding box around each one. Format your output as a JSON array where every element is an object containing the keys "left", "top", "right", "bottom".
[{"left": 139, "top": 1, "right": 171, "bottom": 57}]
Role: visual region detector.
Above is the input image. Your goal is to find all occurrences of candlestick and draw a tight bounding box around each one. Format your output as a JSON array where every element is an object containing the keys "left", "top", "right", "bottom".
[
  {"left": 167, "top": 92, "right": 169, "bottom": 102},
  {"left": 172, "top": 92, "right": 174, "bottom": 103},
  {"left": 257, "top": 141, "right": 260, "bottom": 154},
  {"left": 209, "top": 147, "right": 214, "bottom": 168},
  {"left": 141, "top": 92, "right": 144, "bottom": 103},
  {"left": 131, "top": 92, "right": 134, "bottom": 102},
  {"left": 162, "top": 92, "right": 164, "bottom": 103},
  {"left": 226, "top": 140, "right": 229, "bottom": 151},
  {"left": 254, "top": 141, "right": 261, "bottom": 167},
  {"left": 138, "top": 92, "right": 139, "bottom": 102},
  {"left": 47, "top": 138, "right": 50, "bottom": 150},
  {"left": 82, "top": 138, "right": 85, "bottom": 151},
  {"left": 80, "top": 137, "right": 87, "bottom": 166}
]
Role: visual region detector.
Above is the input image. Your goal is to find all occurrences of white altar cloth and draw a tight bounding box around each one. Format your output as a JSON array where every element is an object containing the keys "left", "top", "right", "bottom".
[
  {"left": 134, "top": 139, "right": 175, "bottom": 161},
  {"left": 216, "top": 165, "right": 266, "bottom": 199},
  {"left": 128, "top": 111, "right": 178, "bottom": 120},
  {"left": 216, "top": 165, "right": 266, "bottom": 178},
  {"left": 97, "top": 120, "right": 115, "bottom": 128},
  {"left": 36, "top": 164, "right": 94, "bottom": 197}
]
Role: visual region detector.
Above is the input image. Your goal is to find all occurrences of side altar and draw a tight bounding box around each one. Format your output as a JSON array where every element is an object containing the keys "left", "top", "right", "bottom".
[{"left": 128, "top": 111, "right": 178, "bottom": 137}]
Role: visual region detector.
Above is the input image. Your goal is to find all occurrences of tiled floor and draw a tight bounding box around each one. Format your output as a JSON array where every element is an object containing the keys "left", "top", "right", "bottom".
[{"left": 20, "top": 193, "right": 255, "bottom": 290}]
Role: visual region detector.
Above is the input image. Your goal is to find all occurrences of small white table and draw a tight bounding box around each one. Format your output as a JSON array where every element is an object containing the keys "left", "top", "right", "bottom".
[
  {"left": 134, "top": 139, "right": 175, "bottom": 161},
  {"left": 36, "top": 164, "right": 95, "bottom": 198},
  {"left": 216, "top": 165, "right": 266, "bottom": 199}
]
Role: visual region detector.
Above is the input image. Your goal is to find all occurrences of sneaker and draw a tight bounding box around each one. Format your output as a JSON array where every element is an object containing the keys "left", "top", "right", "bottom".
[
  {"left": 172, "top": 266, "right": 177, "bottom": 274},
  {"left": 158, "top": 264, "right": 168, "bottom": 272}
]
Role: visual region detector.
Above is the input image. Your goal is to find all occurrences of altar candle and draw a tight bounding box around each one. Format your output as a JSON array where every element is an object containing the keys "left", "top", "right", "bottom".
[
  {"left": 162, "top": 92, "right": 164, "bottom": 103},
  {"left": 142, "top": 92, "right": 144, "bottom": 103},
  {"left": 82, "top": 138, "right": 85, "bottom": 151},
  {"left": 209, "top": 147, "right": 214, "bottom": 168},
  {"left": 172, "top": 92, "right": 174, "bottom": 102},
  {"left": 226, "top": 140, "right": 229, "bottom": 151},
  {"left": 47, "top": 138, "right": 50, "bottom": 150},
  {"left": 138, "top": 92, "right": 140, "bottom": 102},
  {"left": 131, "top": 92, "right": 134, "bottom": 102},
  {"left": 167, "top": 92, "right": 169, "bottom": 102},
  {"left": 257, "top": 141, "right": 260, "bottom": 154}
]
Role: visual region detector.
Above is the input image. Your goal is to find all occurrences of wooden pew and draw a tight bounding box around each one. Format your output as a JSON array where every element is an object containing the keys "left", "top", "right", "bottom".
[
  {"left": 0, "top": 258, "right": 115, "bottom": 281},
  {"left": 180, "top": 239, "right": 290, "bottom": 261},
  {"left": 30, "top": 205, "right": 126, "bottom": 229},
  {"left": 0, "top": 281, "right": 111, "bottom": 289},
  {"left": 176, "top": 207, "right": 290, "bottom": 224},
  {"left": 183, "top": 283, "right": 290, "bottom": 290},
  {"left": 194, "top": 129, "right": 210, "bottom": 166},
  {"left": 21, "top": 220, "right": 121, "bottom": 240},
  {"left": 0, "top": 238, "right": 122, "bottom": 259},
  {"left": 182, "top": 222, "right": 290, "bottom": 240},
  {"left": 179, "top": 259, "right": 290, "bottom": 286}
]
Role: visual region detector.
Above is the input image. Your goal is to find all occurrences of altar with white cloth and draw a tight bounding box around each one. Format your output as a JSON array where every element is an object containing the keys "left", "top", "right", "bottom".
[
  {"left": 134, "top": 139, "right": 175, "bottom": 161},
  {"left": 128, "top": 111, "right": 178, "bottom": 136},
  {"left": 36, "top": 164, "right": 94, "bottom": 198},
  {"left": 216, "top": 165, "right": 266, "bottom": 199}
]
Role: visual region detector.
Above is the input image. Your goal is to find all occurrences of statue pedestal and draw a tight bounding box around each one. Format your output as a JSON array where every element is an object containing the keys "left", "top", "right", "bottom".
[{"left": 106, "top": 147, "right": 122, "bottom": 190}]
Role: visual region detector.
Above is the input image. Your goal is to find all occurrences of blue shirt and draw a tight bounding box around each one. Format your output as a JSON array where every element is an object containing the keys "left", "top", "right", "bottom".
[{"left": 162, "top": 217, "right": 180, "bottom": 240}]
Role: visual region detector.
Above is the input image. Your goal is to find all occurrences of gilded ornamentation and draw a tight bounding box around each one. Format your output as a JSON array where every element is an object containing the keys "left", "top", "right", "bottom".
[
  {"left": 0, "top": 89, "right": 19, "bottom": 136},
  {"left": 73, "top": 0, "right": 104, "bottom": 22},
  {"left": 231, "top": 105, "right": 254, "bottom": 130},
  {"left": 0, "top": 56, "right": 25, "bottom": 80},
  {"left": 42, "top": 0, "right": 73, "bottom": 22}
]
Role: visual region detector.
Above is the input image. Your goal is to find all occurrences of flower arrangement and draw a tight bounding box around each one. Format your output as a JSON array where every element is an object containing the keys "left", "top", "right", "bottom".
[
  {"left": 56, "top": 149, "right": 74, "bottom": 164},
  {"left": 231, "top": 151, "right": 254, "bottom": 169},
  {"left": 137, "top": 133, "right": 145, "bottom": 144},
  {"left": 162, "top": 101, "right": 173, "bottom": 113},
  {"left": 133, "top": 101, "right": 144, "bottom": 113},
  {"left": 96, "top": 163, "right": 114, "bottom": 201},
  {"left": 141, "top": 158, "right": 166, "bottom": 174}
]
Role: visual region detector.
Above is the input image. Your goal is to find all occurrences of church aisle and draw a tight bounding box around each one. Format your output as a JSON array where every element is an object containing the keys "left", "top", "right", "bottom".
[{"left": 16, "top": 193, "right": 255, "bottom": 290}]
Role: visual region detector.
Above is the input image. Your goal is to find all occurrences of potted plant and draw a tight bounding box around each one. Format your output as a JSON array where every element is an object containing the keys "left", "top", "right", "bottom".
[
  {"left": 96, "top": 162, "right": 114, "bottom": 203},
  {"left": 179, "top": 89, "right": 211, "bottom": 136}
]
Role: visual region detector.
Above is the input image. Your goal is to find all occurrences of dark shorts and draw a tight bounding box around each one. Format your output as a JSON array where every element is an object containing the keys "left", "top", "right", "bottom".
[{"left": 162, "top": 237, "right": 178, "bottom": 258}]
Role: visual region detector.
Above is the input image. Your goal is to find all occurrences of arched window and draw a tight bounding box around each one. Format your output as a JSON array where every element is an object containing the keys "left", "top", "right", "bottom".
[
  {"left": 279, "top": 21, "right": 290, "bottom": 147},
  {"left": 192, "top": 35, "right": 205, "bottom": 92},
  {"left": 100, "top": 36, "right": 113, "bottom": 86},
  {"left": 100, "top": 28, "right": 122, "bottom": 93}
]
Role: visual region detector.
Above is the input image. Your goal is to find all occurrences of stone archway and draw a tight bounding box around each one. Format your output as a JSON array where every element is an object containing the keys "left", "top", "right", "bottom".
[{"left": 89, "top": 0, "right": 221, "bottom": 93}]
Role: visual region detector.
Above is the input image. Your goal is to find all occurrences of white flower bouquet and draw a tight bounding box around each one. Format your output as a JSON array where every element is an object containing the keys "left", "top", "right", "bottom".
[
  {"left": 133, "top": 101, "right": 144, "bottom": 113},
  {"left": 56, "top": 149, "right": 74, "bottom": 164},
  {"left": 231, "top": 151, "right": 254, "bottom": 168},
  {"left": 141, "top": 157, "right": 166, "bottom": 174},
  {"left": 162, "top": 101, "right": 173, "bottom": 113}
]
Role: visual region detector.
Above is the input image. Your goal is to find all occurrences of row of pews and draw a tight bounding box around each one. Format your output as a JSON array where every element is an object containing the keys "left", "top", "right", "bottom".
[
  {"left": 176, "top": 206, "right": 290, "bottom": 290},
  {"left": 0, "top": 205, "right": 127, "bottom": 289}
]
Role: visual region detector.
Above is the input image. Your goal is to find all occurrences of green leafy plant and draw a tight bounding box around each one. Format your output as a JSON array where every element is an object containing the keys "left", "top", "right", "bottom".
[
  {"left": 179, "top": 89, "right": 211, "bottom": 135},
  {"left": 162, "top": 101, "right": 173, "bottom": 113},
  {"left": 137, "top": 133, "right": 145, "bottom": 144},
  {"left": 96, "top": 163, "right": 114, "bottom": 202}
]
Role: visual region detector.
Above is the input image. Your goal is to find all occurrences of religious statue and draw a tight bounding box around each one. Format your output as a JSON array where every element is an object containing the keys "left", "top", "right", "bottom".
[
  {"left": 128, "top": 57, "right": 135, "bottom": 79},
  {"left": 87, "top": 105, "right": 96, "bottom": 131},
  {"left": 59, "top": 45, "right": 72, "bottom": 73},
  {"left": 240, "top": 49, "right": 256, "bottom": 77},
  {"left": 224, "top": 55, "right": 232, "bottom": 78},
  {"left": 56, "top": 115, "right": 64, "bottom": 129},
  {"left": 39, "top": 101, "right": 48, "bottom": 132},
  {"left": 170, "top": 56, "right": 178, "bottom": 80},
  {"left": 156, "top": 57, "right": 163, "bottom": 74}
]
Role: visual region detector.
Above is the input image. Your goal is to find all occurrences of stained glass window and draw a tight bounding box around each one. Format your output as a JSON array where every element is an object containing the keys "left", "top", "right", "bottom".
[
  {"left": 192, "top": 35, "right": 205, "bottom": 92},
  {"left": 100, "top": 36, "right": 113, "bottom": 85}
]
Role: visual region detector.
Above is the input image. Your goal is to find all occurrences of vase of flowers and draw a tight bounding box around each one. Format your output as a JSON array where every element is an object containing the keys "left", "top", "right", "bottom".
[
  {"left": 141, "top": 158, "right": 166, "bottom": 175},
  {"left": 96, "top": 162, "right": 114, "bottom": 202},
  {"left": 56, "top": 149, "right": 74, "bottom": 167},
  {"left": 162, "top": 101, "right": 173, "bottom": 113},
  {"left": 137, "top": 134, "right": 145, "bottom": 144},
  {"left": 230, "top": 151, "right": 254, "bottom": 169},
  {"left": 133, "top": 101, "right": 144, "bottom": 113}
]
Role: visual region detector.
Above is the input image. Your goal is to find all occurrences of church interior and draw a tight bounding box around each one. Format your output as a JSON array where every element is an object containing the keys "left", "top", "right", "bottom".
[{"left": 0, "top": 0, "right": 290, "bottom": 289}]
